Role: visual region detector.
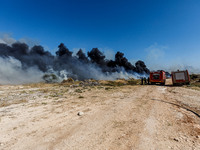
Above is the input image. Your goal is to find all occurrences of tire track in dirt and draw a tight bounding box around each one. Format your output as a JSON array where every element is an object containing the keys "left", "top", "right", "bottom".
[{"left": 137, "top": 85, "right": 200, "bottom": 150}]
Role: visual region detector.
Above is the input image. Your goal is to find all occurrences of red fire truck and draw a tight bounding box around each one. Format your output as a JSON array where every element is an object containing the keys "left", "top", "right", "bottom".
[
  {"left": 171, "top": 70, "right": 190, "bottom": 85},
  {"left": 149, "top": 70, "right": 166, "bottom": 85}
]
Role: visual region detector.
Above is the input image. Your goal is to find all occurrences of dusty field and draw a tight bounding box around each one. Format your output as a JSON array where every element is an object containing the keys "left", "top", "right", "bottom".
[{"left": 0, "top": 79, "right": 200, "bottom": 150}]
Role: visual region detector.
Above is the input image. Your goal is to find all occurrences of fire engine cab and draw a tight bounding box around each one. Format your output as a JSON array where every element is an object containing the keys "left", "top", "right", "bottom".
[{"left": 149, "top": 70, "right": 166, "bottom": 85}]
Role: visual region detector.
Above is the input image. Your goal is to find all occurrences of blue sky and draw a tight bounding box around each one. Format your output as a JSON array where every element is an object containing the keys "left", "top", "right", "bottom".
[{"left": 0, "top": 0, "right": 200, "bottom": 71}]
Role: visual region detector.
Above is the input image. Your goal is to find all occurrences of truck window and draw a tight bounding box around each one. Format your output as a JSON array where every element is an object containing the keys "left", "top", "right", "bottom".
[
  {"left": 153, "top": 74, "right": 160, "bottom": 80},
  {"left": 175, "top": 72, "right": 185, "bottom": 80}
]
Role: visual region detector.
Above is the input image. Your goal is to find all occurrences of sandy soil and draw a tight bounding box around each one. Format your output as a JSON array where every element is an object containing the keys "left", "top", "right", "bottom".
[{"left": 0, "top": 80, "right": 200, "bottom": 150}]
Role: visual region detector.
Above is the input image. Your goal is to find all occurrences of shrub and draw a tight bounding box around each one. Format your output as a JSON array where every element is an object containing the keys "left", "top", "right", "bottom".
[{"left": 75, "top": 89, "right": 82, "bottom": 93}]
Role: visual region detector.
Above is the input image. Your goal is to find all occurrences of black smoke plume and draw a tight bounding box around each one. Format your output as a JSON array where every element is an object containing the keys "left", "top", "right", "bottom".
[
  {"left": 77, "top": 49, "right": 89, "bottom": 63},
  {"left": 0, "top": 42, "right": 149, "bottom": 84}
]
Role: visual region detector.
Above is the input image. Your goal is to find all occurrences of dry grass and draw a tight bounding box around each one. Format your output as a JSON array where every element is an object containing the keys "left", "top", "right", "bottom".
[
  {"left": 75, "top": 89, "right": 82, "bottom": 93},
  {"left": 105, "top": 87, "right": 113, "bottom": 90},
  {"left": 187, "top": 74, "right": 200, "bottom": 90},
  {"left": 24, "top": 82, "right": 52, "bottom": 88},
  {"left": 0, "top": 99, "right": 28, "bottom": 107},
  {"left": 0, "top": 79, "right": 139, "bottom": 108},
  {"left": 78, "top": 96, "right": 84, "bottom": 98},
  {"left": 99, "top": 78, "right": 140, "bottom": 86}
]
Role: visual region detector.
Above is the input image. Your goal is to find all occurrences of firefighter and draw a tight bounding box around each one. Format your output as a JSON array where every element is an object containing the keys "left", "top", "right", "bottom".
[
  {"left": 141, "top": 77, "right": 143, "bottom": 85},
  {"left": 144, "top": 78, "right": 147, "bottom": 84}
]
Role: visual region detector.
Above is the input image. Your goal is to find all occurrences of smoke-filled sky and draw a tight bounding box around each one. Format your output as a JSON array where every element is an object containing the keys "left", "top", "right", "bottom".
[{"left": 0, "top": 0, "right": 200, "bottom": 72}]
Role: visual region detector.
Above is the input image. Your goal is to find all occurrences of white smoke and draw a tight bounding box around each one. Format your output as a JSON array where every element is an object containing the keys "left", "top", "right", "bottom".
[
  {"left": 145, "top": 43, "right": 200, "bottom": 73},
  {"left": 145, "top": 43, "right": 167, "bottom": 71},
  {"left": 0, "top": 57, "right": 44, "bottom": 84},
  {"left": 103, "top": 48, "right": 115, "bottom": 60},
  {"left": 167, "top": 64, "right": 200, "bottom": 74},
  {"left": 54, "top": 65, "right": 140, "bottom": 81},
  {"left": 0, "top": 34, "right": 39, "bottom": 47},
  {"left": 85, "top": 67, "right": 132, "bottom": 80},
  {"left": 0, "top": 56, "right": 139, "bottom": 84},
  {"left": 0, "top": 34, "right": 16, "bottom": 45},
  {"left": 18, "top": 38, "right": 40, "bottom": 48}
]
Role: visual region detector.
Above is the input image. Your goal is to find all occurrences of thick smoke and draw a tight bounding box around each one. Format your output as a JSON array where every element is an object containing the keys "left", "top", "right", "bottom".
[
  {"left": 0, "top": 57, "right": 43, "bottom": 84},
  {"left": 0, "top": 41, "right": 149, "bottom": 84}
]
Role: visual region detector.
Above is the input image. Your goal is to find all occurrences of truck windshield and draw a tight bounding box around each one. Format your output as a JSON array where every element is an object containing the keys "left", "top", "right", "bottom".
[{"left": 153, "top": 74, "right": 160, "bottom": 80}]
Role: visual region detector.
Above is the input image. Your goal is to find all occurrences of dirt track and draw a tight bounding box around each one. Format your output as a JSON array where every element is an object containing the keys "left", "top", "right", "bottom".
[{"left": 0, "top": 80, "right": 200, "bottom": 150}]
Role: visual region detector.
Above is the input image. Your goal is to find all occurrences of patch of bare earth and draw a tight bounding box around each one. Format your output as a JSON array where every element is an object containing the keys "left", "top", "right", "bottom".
[{"left": 0, "top": 80, "right": 200, "bottom": 150}]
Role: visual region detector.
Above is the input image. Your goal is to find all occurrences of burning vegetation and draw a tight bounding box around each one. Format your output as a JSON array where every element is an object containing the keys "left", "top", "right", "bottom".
[{"left": 0, "top": 42, "right": 149, "bottom": 84}]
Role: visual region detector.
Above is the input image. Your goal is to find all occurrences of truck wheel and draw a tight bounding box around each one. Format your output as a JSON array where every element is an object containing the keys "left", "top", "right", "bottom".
[
  {"left": 161, "top": 82, "right": 165, "bottom": 86},
  {"left": 186, "top": 82, "right": 190, "bottom": 85}
]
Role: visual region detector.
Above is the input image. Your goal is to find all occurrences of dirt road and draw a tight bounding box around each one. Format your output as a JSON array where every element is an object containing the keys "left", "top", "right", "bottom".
[{"left": 0, "top": 81, "right": 200, "bottom": 150}]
